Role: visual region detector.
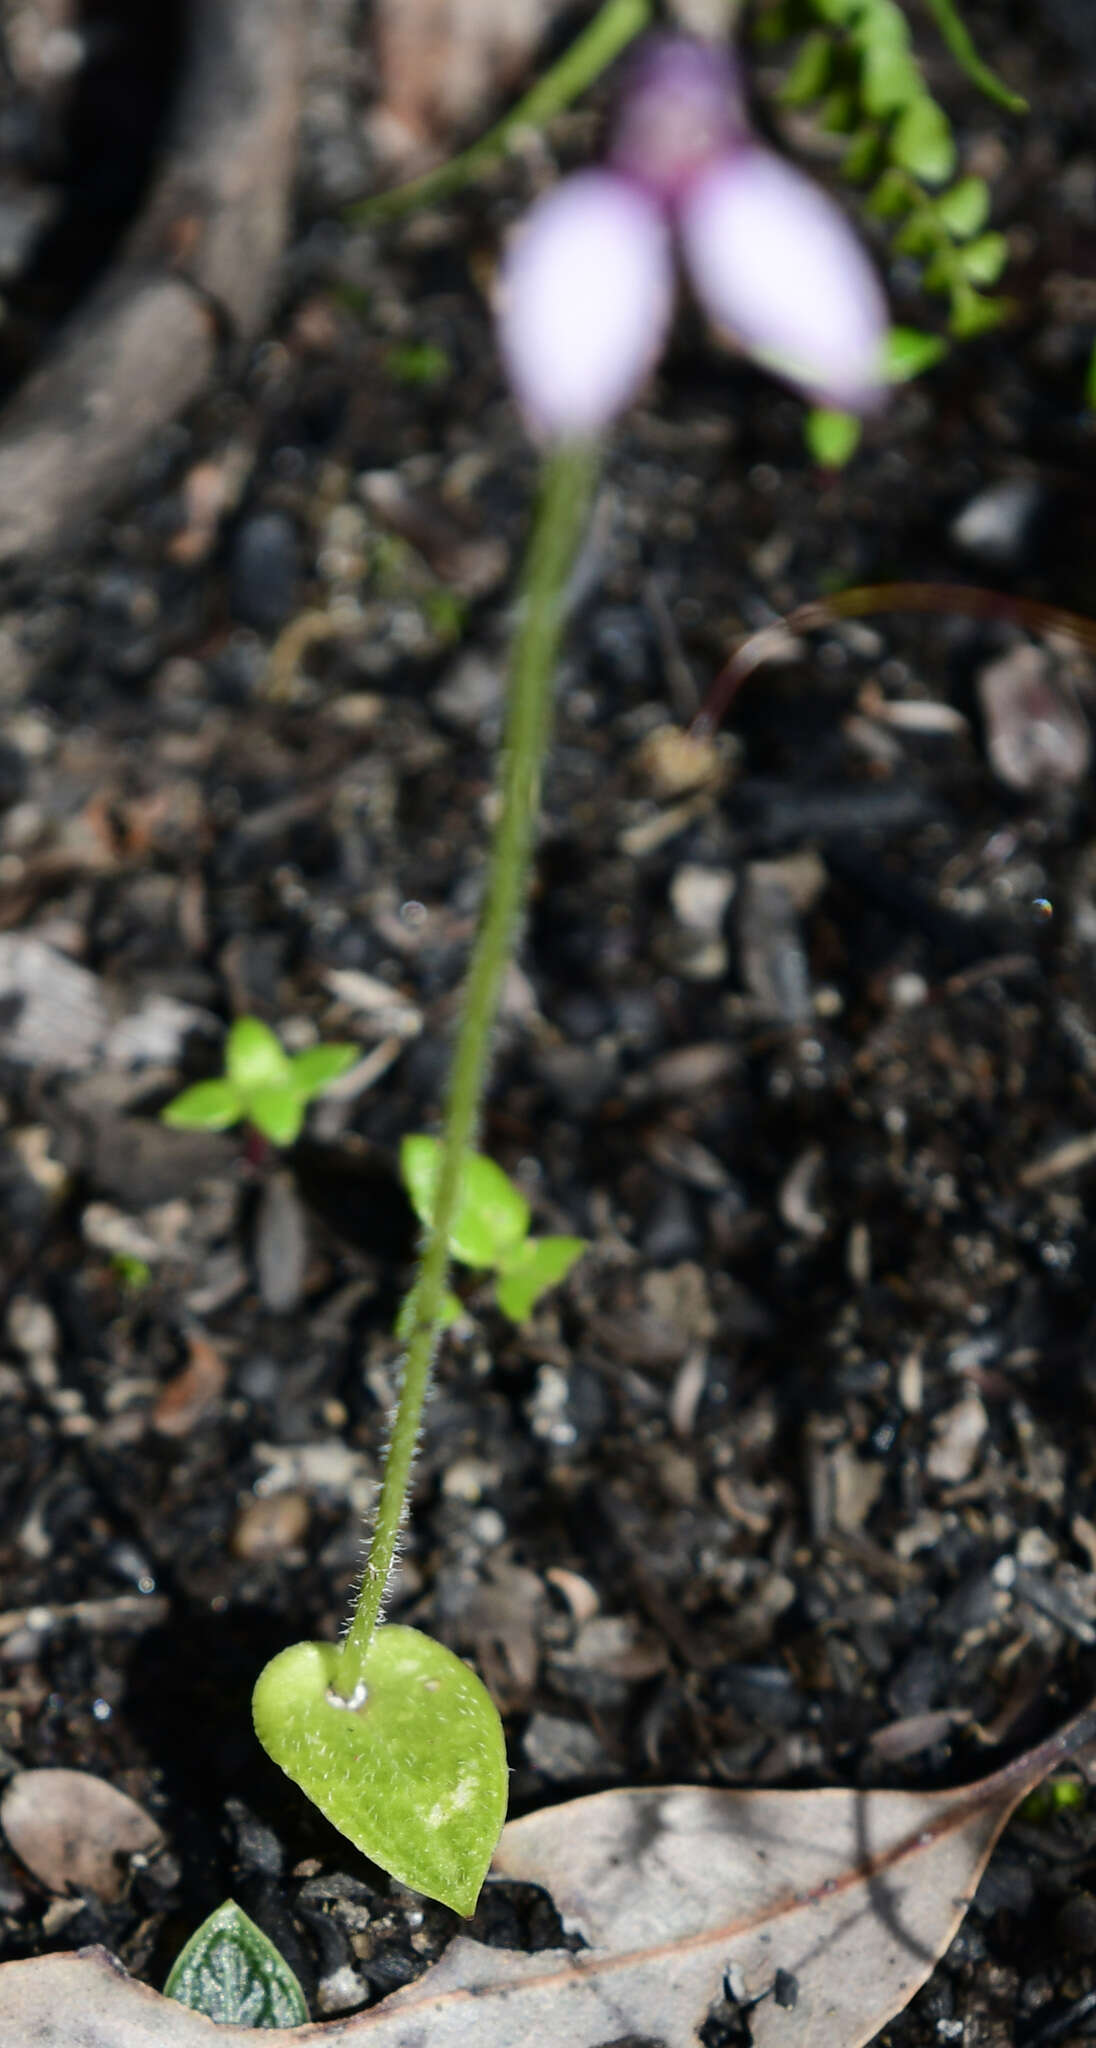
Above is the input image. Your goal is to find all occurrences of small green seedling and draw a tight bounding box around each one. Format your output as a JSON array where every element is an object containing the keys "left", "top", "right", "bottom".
[
  {"left": 1019, "top": 1775, "right": 1087, "bottom": 1825},
  {"left": 161, "top": 1017, "right": 359, "bottom": 1148},
  {"left": 399, "top": 1134, "right": 586, "bottom": 1326},
  {"left": 165, "top": 1900, "right": 308, "bottom": 2028}
]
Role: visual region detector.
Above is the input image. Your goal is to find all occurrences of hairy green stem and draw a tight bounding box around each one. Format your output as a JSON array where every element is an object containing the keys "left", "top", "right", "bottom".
[
  {"left": 336, "top": 441, "right": 598, "bottom": 1686},
  {"left": 349, "top": 0, "right": 651, "bottom": 226}
]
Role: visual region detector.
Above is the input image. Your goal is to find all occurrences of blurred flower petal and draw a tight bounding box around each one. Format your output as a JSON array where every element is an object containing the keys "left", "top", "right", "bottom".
[
  {"left": 608, "top": 34, "right": 748, "bottom": 205},
  {"left": 497, "top": 170, "right": 674, "bottom": 439},
  {"left": 679, "top": 147, "right": 888, "bottom": 411}
]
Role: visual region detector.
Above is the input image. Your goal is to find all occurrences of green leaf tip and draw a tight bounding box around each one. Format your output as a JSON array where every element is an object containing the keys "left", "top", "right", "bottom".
[
  {"left": 805, "top": 407, "right": 861, "bottom": 469},
  {"left": 495, "top": 1235, "right": 586, "bottom": 1322},
  {"left": 165, "top": 1899, "right": 308, "bottom": 2028},
  {"left": 160, "top": 1078, "right": 243, "bottom": 1132},
  {"left": 252, "top": 1626, "right": 508, "bottom": 1917},
  {"left": 227, "top": 1017, "right": 292, "bottom": 1092}
]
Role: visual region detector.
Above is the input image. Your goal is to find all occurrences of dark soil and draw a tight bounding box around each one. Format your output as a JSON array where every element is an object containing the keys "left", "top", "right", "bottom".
[{"left": 3, "top": 2, "right": 1096, "bottom": 2042}]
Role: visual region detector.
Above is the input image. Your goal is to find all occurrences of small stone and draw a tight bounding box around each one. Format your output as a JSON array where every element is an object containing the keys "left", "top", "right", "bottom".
[
  {"left": 738, "top": 862, "right": 814, "bottom": 1027},
  {"left": 317, "top": 1966, "right": 368, "bottom": 2015},
  {"left": 950, "top": 478, "right": 1043, "bottom": 571},
  {"left": 104, "top": 996, "right": 217, "bottom": 1068},
  {"left": 0, "top": 937, "right": 107, "bottom": 1071},
  {"left": 430, "top": 654, "right": 503, "bottom": 733},
  {"left": 634, "top": 723, "right": 726, "bottom": 798},
  {"left": 255, "top": 1170, "right": 308, "bottom": 1314},
  {"left": 7, "top": 1295, "right": 59, "bottom": 1357},
  {"left": 926, "top": 1393, "right": 989, "bottom": 1485},
  {"left": 977, "top": 643, "right": 1090, "bottom": 792},
  {"left": 669, "top": 864, "right": 735, "bottom": 934},
  {"left": 522, "top": 1712, "right": 613, "bottom": 1782},
  {"left": 1, "top": 1769, "right": 163, "bottom": 1901},
  {"left": 229, "top": 512, "right": 299, "bottom": 633},
  {"left": 231, "top": 1491, "right": 310, "bottom": 1561}
]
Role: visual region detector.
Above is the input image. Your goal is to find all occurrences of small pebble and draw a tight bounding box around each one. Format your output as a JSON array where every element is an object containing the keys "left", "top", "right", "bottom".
[
  {"left": 229, "top": 512, "right": 299, "bottom": 633},
  {"left": 977, "top": 643, "right": 1090, "bottom": 792},
  {"left": 232, "top": 1491, "right": 310, "bottom": 1561},
  {"left": 950, "top": 478, "right": 1043, "bottom": 571},
  {"left": 523, "top": 1712, "right": 613, "bottom": 1782},
  {"left": 255, "top": 1170, "right": 308, "bottom": 1315},
  {"left": 926, "top": 1393, "right": 989, "bottom": 1484},
  {"left": 317, "top": 1966, "right": 369, "bottom": 2015},
  {"left": 669, "top": 864, "right": 735, "bottom": 935}
]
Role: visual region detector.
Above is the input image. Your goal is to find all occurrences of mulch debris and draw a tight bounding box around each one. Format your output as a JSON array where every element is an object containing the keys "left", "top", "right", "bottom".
[{"left": 2, "top": 2, "right": 1096, "bottom": 2042}]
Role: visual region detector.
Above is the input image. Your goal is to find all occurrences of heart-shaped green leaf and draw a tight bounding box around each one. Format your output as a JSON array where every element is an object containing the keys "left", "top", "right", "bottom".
[
  {"left": 400, "top": 1136, "right": 530, "bottom": 1268},
  {"left": 252, "top": 1625, "right": 507, "bottom": 1916},
  {"left": 164, "top": 1899, "right": 307, "bottom": 2027}
]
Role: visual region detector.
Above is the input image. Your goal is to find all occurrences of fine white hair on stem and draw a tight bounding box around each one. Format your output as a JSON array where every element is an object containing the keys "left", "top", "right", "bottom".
[
  {"left": 679, "top": 146, "right": 889, "bottom": 412},
  {"left": 496, "top": 168, "right": 674, "bottom": 439}
]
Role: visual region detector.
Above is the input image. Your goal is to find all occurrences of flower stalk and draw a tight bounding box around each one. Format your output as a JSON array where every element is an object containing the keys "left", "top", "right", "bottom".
[{"left": 334, "top": 439, "right": 597, "bottom": 1689}]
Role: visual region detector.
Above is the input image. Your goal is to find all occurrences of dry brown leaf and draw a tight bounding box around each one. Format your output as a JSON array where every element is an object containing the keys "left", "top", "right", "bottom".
[
  {"left": 1, "top": 1770, "right": 163, "bottom": 1904},
  {"left": 1, "top": 1706, "right": 1093, "bottom": 2046},
  {"left": 151, "top": 1331, "right": 229, "bottom": 1437}
]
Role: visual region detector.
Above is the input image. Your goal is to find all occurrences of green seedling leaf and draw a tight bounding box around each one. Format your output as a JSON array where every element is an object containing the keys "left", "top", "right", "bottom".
[
  {"left": 819, "top": 86, "right": 858, "bottom": 133},
  {"left": 252, "top": 1626, "right": 507, "bottom": 1916},
  {"left": 892, "top": 207, "right": 940, "bottom": 256},
  {"left": 780, "top": 31, "right": 832, "bottom": 105},
  {"left": 921, "top": 246, "right": 958, "bottom": 294},
  {"left": 862, "top": 41, "right": 920, "bottom": 118},
  {"left": 227, "top": 1017, "right": 292, "bottom": 1093},
  {"left": 956, "top": 230, "right": 1008, "bottom": 286},
  {"left": 948, "top": 285, "right": 1010, "bottom": 338},
  {"left": 384, "top": 342, "right": 452, "bottom": 387},
  {"left": 289, "top": 1043, "right": 360, "bottom": 1097},
  {"left": 165, "top": 1899, "right": 307, "bottom": 2028},
  {"left": 867, "top": 166, "right": 915, "bottom": 219},
  {"left": 400, "top": 1135, "right": 530, "bottom": 1269},
  {"left": 840, "top": 127, "right": 881, "bottom": 183},
  {"left": 247, "top": 1086, "right": 306, "bottom": 1148},
  {"left": 111, "top": 1252, "right": 152, "bottom": 1294},
  {"left": 891, "top": 96, "right": 956, "bottom": 182},
  {"left": 805, "top": 407, "right": 861, "bottom": 468},
  {"left": 884, "top": 325, "right": 948, "bottom": 380},
  {"left": 934, "top": 174, "right": 991, "bottom": 238},
  {"left": 495, "top": 1235, "right": 586, "bottom": 1323},
  {"left": 160, "top": 1078, "right": 243, "bottom": 1132}
]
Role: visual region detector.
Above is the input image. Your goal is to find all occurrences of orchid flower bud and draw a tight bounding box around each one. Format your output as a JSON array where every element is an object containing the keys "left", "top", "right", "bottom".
[
  {"left": 607, "top": 34, "right": 748, "bottom": 206},
  {"left": 496, "top": 169, "right": 673, "bottom": 440},
  {"left": 678, "top": 145, "right": 889, "bottom": 412}
]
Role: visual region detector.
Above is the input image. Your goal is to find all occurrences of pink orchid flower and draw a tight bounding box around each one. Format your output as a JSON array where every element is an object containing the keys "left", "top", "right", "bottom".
[{"left": 497, "top": 35, "right": 889, "bottom": 439}]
